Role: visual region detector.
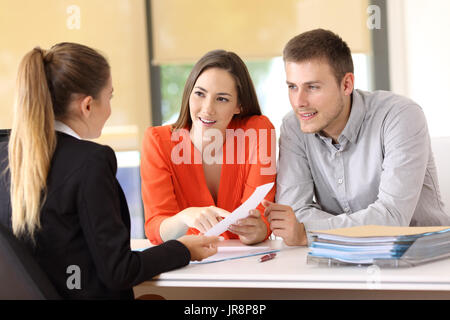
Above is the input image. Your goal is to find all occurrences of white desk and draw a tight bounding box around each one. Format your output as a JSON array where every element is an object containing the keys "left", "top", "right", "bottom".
[{"left": 131, "top": 239, "right": 450, "bottom": 300}]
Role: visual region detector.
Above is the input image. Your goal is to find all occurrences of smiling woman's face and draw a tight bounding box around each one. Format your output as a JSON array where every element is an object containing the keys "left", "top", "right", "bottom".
[{"left": 189, "top": 67, "right": 241, "bottom": 138}]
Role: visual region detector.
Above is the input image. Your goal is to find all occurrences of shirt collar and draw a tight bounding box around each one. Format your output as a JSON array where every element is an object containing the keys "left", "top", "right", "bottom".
[
  {"left": 314, "top": 90, "right": 366, "bottom": 146},
  {"left": 54, "top": 120, "right": 81, "bottom": 140},
  {"left": 338, "top": 89, "right": 366, "bottom": 144}
]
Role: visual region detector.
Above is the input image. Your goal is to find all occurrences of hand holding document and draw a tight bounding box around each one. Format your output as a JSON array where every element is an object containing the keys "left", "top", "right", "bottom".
[{"left": 204, "top": 182, "right": 274, "bottom": 237}]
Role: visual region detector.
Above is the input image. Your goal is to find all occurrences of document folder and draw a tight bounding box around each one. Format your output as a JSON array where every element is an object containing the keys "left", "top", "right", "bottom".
[{"left": 306, "top": 225, "right": 450, "bottom": 267}]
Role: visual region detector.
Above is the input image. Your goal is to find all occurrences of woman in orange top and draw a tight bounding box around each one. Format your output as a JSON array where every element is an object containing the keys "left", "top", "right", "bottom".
[{"left": 141, "top": 50, "right": 276, "bottom": 245}]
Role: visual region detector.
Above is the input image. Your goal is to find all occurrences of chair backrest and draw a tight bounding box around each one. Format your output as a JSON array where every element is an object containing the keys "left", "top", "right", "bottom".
[
  {"left": 0, "top": 223, "right": 60, "bottom": 300},
  {"left": 430, "top": 137, "right": 450, "bottom": 212},
  {"left": 0, "top": 129, "right": 9, "bottom": 142}
]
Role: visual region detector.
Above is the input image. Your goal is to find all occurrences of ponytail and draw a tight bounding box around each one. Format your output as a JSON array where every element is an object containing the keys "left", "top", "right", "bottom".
[
  {"left": 9, "top": 47, "right": 56, "bottom": 239},
  {"left": 8, "top": 42, "right": 110, "bottom": 240}
]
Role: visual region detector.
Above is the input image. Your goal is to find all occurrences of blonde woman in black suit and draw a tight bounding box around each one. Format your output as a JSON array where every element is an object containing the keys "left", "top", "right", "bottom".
[{"left": 0, "top": 43, "right": 220, "bottom": 299}]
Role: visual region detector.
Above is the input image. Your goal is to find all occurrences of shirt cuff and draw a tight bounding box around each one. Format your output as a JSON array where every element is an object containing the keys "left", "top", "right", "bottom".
[{"left": 302, "top": 219, "right": 332, "bottom": 246}]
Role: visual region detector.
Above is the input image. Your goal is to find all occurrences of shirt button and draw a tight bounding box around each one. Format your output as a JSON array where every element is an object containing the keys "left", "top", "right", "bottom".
[
  {"left": 344, "top": 207, "right": 350, "bottom": 212},
  {"left": 338, "top": 178, "right": 343, "bottom": 184}
]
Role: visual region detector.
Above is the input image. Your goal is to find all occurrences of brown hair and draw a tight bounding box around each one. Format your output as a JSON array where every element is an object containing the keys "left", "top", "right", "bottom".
[
  {"left": 172, "top": 50, "right": 261, "bottom": 129},
  {"left": 8, "top": 42, "right": 110, "bottom": 239},
  {"left": 283, "top": 29, "right": 354, "bottom": 84}
]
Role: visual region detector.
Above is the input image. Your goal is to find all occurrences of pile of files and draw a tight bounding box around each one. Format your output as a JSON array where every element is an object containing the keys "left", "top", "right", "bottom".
[{"left": 307, "top": 225, "right": 450, "bottom": 267}]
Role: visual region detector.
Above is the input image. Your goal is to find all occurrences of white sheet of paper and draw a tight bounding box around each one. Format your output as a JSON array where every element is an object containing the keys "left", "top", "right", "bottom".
[
  {"left": 190, "top": 246, "right": 279, "bottom": 264},
  {"left": 204, "top": 182, "right": 274, "bottom": 237}
]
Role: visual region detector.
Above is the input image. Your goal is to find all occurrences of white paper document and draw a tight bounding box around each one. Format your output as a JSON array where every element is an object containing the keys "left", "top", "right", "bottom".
[
  {"left": 190, "top": 240, "right": 279, "bottom": 264},
  {"left": 191, "top": 246, "right": 279, "bottom": 264},
  {"left": 204, "top": 182, "right": 274, "bottom": 237}
]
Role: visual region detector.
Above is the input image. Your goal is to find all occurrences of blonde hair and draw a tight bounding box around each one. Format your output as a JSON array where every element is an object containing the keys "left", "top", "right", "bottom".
[
  {"left": 9, "top": 48, "right": 56, "bottom": 238},
  {"left": 8, "top": 43, "right": 110, "bottom": 239}
]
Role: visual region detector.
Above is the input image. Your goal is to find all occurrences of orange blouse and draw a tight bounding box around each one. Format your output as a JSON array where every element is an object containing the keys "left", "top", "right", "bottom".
[{"left": 141, "top": 115, "right": 276, "bottom": 245}]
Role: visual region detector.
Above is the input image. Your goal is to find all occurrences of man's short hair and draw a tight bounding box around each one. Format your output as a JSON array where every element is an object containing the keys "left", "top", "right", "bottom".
[{"left": 283, "top": 29, "right": 354, "bottom": 84}]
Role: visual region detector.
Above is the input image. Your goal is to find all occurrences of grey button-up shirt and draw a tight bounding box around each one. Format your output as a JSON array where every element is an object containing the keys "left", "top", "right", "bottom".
[{"left": 276, "top": 89, "right": 450, "bottom": 236}]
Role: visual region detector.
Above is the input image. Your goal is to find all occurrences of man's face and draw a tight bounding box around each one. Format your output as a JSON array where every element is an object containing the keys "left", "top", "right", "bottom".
[{"left": 285, "top": 59, "right": 351, "bottom": 140}]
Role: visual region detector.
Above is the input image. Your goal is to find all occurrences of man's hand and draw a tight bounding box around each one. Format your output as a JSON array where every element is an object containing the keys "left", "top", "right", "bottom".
[
  {"left": 262, "top": 200, "right": 307, "bottom": 246},
  {"left": 228, "top": 209, "right": 267, "bottom": 245}
]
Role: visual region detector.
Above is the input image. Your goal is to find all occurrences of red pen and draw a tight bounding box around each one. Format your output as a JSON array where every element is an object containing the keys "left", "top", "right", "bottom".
[{"left": 259, "top": 252, "right": 277, "bottom": 263}]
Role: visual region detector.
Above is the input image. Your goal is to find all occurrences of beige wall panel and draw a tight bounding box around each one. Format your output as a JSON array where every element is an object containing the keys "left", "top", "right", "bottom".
[
  {"left": 0, "top": 0, "right": 151, "bottom": 151},
  {"left": 295, "top": 0, "right": 370, "bottom": 53},
  {"left": 151, "top": 0, "right": 370, "bottom": 64}
]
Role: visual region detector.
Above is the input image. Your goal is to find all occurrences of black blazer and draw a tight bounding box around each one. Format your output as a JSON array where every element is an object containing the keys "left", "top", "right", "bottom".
[{"left": 0, "top": 132, "right": 190, "bottom": 299}]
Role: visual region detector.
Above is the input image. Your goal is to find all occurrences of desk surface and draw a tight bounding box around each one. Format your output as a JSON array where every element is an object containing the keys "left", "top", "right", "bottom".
[{"left": 131, "top": 238, "right": 450, "bottom": 293}]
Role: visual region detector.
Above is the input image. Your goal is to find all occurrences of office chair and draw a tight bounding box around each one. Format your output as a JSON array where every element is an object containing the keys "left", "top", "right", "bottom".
[
  {"left": 0, "top": 223, "right": 60, "bottom": 299},
  {"left": 0, "top": 129, "right": 9, "bottom": 142},
  {"left": 431, "top": 137, "right": 450, "bottom": 212}
]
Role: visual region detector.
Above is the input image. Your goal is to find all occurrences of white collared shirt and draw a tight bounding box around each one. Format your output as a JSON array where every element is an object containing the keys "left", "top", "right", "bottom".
[{"left": 54, "top": 120, "right": 81, "bottom": 140}]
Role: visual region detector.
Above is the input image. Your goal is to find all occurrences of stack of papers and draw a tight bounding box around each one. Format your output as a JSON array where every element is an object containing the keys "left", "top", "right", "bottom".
[{"left": 307, "top": 225, "right": 450, "bottom": 267}]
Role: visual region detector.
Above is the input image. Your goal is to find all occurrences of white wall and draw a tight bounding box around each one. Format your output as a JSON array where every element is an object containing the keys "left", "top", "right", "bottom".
[
  {"left": 388, "top": 0, "right": 450, "bottom": 138},
  {"left": 388, "top": 0, "right": 450, "bottom": 212}
]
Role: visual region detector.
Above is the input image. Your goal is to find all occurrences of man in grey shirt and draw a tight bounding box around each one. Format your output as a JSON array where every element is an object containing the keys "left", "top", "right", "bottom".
[{"left": 263, "top": 29, "right": 450, "bottom": 246}]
